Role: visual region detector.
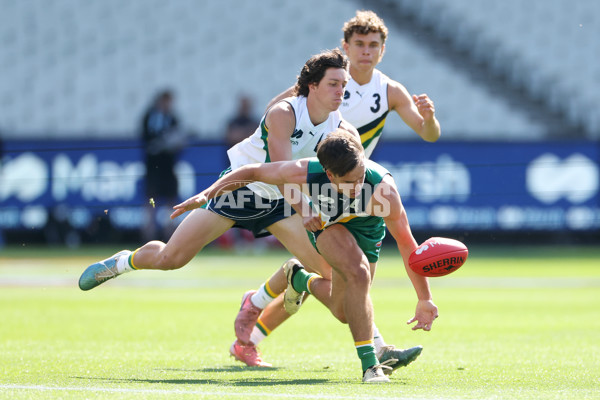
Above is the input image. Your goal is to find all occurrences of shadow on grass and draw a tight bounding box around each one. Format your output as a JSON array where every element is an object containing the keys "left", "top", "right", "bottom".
[
  {"left": 74, "top": 376, "right": 220, "bottom": 385},
  {"left": 234, "top": 378, "right": 331, "bottom": 386},
  {"left": 73, "top": 376, "right": 331, "bottom": 386},
  {"left": 155, "top": 366, "right": 283, "bottom": 373}
]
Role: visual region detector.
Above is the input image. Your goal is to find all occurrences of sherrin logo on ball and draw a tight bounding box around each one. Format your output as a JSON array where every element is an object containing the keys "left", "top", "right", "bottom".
[{"left": 408, "top": 237, "right": 468, "bottom": 277}]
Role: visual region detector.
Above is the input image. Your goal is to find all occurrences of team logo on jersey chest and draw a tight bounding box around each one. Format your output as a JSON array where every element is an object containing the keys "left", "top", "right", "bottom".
[
  {"left": 290, "top": 129, "right": 315, "bottom": 145},
  {"left": 291, "top": 129, "right": 304, "bottom": 139}
]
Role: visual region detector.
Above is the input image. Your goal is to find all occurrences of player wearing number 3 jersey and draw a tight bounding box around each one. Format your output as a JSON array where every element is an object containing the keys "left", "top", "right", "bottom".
[{"left": 231, "top": 10, "right": 441, "bottom": 377}]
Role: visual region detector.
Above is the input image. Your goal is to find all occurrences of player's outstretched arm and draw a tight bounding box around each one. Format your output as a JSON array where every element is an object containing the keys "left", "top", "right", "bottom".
[
  {"left": 371, "top": 175, "right": 439, "bottom": 331},
  {"left": 388, "top": 80, "right": 441, "bottom": 143},
  {"left": 170, "top": 160, "right": 309, "bottom": 219}
]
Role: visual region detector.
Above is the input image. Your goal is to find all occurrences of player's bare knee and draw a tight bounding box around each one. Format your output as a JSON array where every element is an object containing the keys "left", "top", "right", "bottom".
[
  {"left": 155, "top": 251, "right": 187, "bottom": 270},
  {"left": 344, "top": 261, "right": 371, "bottom": 288}
]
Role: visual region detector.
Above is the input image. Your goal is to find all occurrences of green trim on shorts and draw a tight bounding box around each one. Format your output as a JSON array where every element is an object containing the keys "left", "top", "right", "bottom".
[{"left": 309, "top": 220, "right": 385, "bottom": 263}]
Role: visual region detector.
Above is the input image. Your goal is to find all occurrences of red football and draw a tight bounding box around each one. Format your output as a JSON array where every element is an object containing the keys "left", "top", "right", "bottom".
[{"left": 408, "top": 237, "right": 468, "bottom": 277}]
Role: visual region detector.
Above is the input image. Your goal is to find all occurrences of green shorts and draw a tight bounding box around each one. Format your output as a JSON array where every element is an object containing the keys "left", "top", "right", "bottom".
[{"left": 309, "top": 221, "right": 386, "bottom": 263}]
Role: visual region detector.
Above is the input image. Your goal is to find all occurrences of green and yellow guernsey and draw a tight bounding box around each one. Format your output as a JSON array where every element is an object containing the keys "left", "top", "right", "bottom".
[{"left": 305, "top": 158, "right": 391, "bottom": 262}]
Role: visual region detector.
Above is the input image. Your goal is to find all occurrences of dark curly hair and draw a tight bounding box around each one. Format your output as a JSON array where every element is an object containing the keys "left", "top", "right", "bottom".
[{"left": 293, "top": 49, "right": 348, "bottom": 97}]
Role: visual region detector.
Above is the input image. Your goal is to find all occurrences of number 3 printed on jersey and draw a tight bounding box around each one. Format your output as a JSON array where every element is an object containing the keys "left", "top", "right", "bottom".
[{"left": 370, "top": 93, "right": 381, "bottom": 113}]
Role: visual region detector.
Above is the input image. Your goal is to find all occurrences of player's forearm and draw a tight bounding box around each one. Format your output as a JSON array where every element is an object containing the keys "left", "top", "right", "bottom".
[
  {"left": 396, "top": 241, "right": 433, "bottom": 301},
  {"left": 171, "top": 164, "right": 283, "bottom": 218},
  {"left": 200, "top": 164, "right": 262, "bottom": 201},
  {"left": 418, "top": 118, "right": 441, "bottom": 142},
  {"left": 404, "top": 261, "right": 434, "bottom": 301},
  {"left": 390, "top": 218, "right": 433, "bottom": 301}
]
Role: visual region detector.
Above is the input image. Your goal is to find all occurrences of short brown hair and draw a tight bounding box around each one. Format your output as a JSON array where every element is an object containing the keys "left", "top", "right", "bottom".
[
  {"left": 317, "top": 129, "right": 364, "bottom": 177},
  {"left": 342, "top": 10, "right": 388, "bottom": 44},
  {"left": 294, "top": 49, "right": 348, "bottom": 97}
]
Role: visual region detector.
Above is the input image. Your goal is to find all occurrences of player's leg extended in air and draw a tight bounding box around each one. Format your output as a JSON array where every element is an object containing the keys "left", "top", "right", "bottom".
[{"left": 79, "top": 208, "right": 234, "bottom": 290}]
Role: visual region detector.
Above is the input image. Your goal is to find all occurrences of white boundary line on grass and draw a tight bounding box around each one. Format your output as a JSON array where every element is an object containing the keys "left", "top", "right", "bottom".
[{"left": 0, "top": 383, "right": 428, "bottom": 399}]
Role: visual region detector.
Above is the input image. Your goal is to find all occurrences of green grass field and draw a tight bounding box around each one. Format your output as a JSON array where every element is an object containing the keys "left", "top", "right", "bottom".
[{"left": 1, "top": 245, "right": 599, "bottom": 399}]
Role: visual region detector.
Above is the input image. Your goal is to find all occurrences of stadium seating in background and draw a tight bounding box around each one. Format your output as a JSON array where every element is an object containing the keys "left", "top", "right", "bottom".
[
  {"left": 0, "top": 0, "right": 597, "bottom": 139},
  {"left": 375, "top": 0, "right": 600, "bottom": 139}
]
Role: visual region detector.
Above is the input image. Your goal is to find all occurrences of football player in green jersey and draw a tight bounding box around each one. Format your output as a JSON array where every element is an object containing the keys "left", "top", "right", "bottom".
[
  {"left": 172, "top": 130, "right": 438, "bottom": 383},
  {"left": 232, "top": 10, "right": 440, "bottom": 373}
]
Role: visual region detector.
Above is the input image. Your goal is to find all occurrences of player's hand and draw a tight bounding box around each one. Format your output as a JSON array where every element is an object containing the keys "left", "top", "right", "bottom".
[
  {"left": 303, "top": 212, "right": 323, "bottom": 232},
  {"left": 407, "top": 299, "right": 439, "bottom": 331},
  {"left": 412, "top": 94, "right": 435, "bottom": 121},
  {"left": 170, "top": 194, "right": 207, "bottom": 219}
]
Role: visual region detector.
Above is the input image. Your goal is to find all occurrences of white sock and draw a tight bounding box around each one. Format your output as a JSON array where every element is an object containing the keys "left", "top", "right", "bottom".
[
  {"left": 249, "top": 325, "right": 267, "bottom": 345},
  {"left": 250, "top": 282, "right": 277, "bottom": 309},
  {"left": 373, "top": 324, "right": 387, "bottom": 355},
  {"left": 115, "top": 251, "right": 133, "bottom": 274}
]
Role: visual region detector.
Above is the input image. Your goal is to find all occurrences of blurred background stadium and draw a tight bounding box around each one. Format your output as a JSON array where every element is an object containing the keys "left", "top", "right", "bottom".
[{"left": 0, "top": 0, "right": 598, "bottom": 248}]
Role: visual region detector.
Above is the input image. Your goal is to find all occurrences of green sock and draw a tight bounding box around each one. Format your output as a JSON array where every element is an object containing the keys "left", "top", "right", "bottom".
[
  {"left": 291, "top": 265, "right": 318, "bottom": 293},
  {"left": 356, "top": 341, "right": 379, "bottom": 372}
]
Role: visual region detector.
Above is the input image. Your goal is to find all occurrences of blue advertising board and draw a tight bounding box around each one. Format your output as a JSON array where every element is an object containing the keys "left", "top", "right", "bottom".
[
  {"left": 371, "top": 141, "right": 600, "bottom": 231},
  {"left": 1, "top": 139, "right": 599, "bottom": 232},
  {"left": 0, "top": 140, "right": 228, "bottom": 231}
]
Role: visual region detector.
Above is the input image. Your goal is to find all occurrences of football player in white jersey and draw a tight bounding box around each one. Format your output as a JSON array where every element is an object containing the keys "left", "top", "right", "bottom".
[
  {"left": 78, "top": 50, "right": 369, "bottom": 365},
  {"left": 231, "top": 10, "right": 440, "bottom": 373},
  {"left": 339, "top": 10, "right": 440, "bottom": 155},
  {"left": 268, "top": 10, "right": 440, "bottom": 154}
]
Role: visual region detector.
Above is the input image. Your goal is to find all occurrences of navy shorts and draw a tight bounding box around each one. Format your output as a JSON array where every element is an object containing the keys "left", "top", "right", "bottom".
[{"left": 207, "top": 186, "right": 296, "bottom": 238}]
